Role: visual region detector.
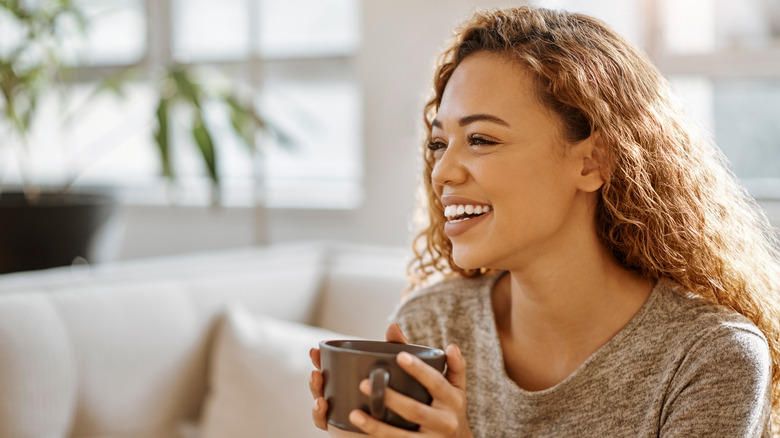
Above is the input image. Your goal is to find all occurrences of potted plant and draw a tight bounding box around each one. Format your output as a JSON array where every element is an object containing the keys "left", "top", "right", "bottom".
[
  {"left": 0, "top": 0, "right": 113, "bottom": 274},
  {"left": 0, "top": 1, "right": 280, "bottom": 274}
]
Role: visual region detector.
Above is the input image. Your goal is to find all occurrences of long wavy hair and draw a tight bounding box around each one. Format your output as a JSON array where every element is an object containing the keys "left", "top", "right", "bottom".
[{"left": 408, "top": 6, "right": 780, "bottom": 424}]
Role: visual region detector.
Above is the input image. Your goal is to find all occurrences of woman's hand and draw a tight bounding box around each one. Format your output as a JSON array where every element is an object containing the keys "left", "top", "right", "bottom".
[
  {"left": 309, "top": 345, "right": 328, "bottom": 431},
  {"left": 309, "top": 323, "right": 410, "bottom": 431},
  {"left": 350, "top": 342, "right": 473, "bottom": 437}
]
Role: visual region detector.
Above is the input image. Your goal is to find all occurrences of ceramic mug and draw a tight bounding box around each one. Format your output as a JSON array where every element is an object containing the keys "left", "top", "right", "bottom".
[{"left": 319, "top": 340, "right": 446, "bottom": 436}]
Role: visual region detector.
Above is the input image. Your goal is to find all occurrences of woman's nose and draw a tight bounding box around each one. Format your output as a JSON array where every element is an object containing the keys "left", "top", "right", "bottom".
[{"left": 430, "top": 145, "right": 468, "bottom": 186}]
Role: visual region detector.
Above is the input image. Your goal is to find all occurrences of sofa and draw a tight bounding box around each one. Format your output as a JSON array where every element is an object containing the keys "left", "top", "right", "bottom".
[{"left": 0, "top": 240, "right": 411, "bottom": 438}]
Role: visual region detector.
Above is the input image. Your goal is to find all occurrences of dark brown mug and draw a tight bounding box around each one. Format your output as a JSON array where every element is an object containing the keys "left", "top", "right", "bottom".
[{"left": 319, "top": 340, "right": 446, "bottom": 435}]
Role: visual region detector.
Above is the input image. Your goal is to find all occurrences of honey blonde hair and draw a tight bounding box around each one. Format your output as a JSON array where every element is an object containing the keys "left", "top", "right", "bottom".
[{"left": 408, "top": 6, "right": 780, "bottom": 425}]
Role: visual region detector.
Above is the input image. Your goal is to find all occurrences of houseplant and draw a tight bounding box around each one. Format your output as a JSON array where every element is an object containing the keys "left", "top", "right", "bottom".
[
  {"left": 0, "top": 0, "right": 114, "bottom": 274},
  {"left": 0, "top": 0, "right": 280, "bottom": 274}
]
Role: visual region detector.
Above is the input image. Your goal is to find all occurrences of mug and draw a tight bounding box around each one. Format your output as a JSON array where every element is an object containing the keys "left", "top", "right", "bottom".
[{"left": 319, "top": 340, "right": 446, "bottom": 435}]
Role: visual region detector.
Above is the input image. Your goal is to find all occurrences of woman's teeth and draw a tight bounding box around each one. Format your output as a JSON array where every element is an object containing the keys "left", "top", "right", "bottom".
[{"left": 444, "top": 204, "right": 492, "bottom": 222}]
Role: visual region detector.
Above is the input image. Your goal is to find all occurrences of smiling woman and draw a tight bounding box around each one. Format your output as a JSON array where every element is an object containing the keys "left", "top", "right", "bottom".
[{"left": 308, "top": 5, "right": 780, "bottom": 438}]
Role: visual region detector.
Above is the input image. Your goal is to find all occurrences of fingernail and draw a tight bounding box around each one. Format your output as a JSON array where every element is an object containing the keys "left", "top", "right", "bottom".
[
  {"left": 398, "top": 351, "right": 414, "bottom": 365},
  {"left": 313, "top": 398, "right": 320, "bottom": 411},
  {"left": 350, "top": 410, "right": 366, "bottom": 426}
]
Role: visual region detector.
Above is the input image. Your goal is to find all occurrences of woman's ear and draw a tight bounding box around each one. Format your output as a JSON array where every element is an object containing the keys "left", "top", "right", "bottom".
[{"left": 576, "top": 131, "right": 607, "bottom": 193}]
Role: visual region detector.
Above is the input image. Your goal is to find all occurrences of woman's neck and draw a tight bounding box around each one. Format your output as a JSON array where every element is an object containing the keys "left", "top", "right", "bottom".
[{"left": 492, "top": 241, "right": 653, "bottom": 390}]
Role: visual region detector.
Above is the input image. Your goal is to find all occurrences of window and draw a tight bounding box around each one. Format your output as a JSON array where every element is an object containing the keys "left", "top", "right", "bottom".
[
  {"left": 652, "top": 0, "right": 780, "bottom": 199},
  {"left": 0, "top": 0, "right": 362, "bottom": 208}
]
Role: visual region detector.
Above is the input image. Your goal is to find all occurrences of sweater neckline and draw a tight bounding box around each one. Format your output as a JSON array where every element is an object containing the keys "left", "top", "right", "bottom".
[{"left": 481, "top": 272, "right": 662, "bottom": 397}]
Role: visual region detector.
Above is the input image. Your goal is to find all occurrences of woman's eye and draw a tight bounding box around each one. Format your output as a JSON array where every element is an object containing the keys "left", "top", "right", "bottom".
[
  {"left": 468, "top": 135, "right": 498, "bottom": 146},
  {"left": 427, "top": 140, "right": 447, "bottom": 151}
]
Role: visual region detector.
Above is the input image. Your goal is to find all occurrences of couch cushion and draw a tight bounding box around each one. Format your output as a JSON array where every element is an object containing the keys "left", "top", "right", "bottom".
[
  {"left": 0, "top": 292, "right": 78, "bottom": 438},
  {"left": 51, "top": 280, "right": 203, "bottom": 437},
  {"left": 200, "top": 306, "right": 356, "bottom": 438}
]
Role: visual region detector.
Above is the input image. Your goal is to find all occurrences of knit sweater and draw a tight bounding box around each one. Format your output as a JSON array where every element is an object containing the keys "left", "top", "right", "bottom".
[{"left": 392, "top": 273, "right": 772, "bottom": 437}]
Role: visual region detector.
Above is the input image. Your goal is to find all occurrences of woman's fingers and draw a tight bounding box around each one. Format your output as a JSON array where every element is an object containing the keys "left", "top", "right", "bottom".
[
  {"left": 385, "top": 323, "right": 409, "bottom": 344},
  {"left": 312, "top": 396, "right": 329, "bottom": 430},
  {"left": 444, "top": 344, "right": 467, "bottom": 391},
  {"left": 309, "top": 367, "right": 328, "bottom": 430},
  {"left": 349, "top": 344, "right": 471, "bottom": 436},
  {"left": 349, "top": 409, "right": 412, "bottom": 437},
  {"left": 309, "top": 347, "right": 321, "bottom": 370},
  {"left": 395, "top": 351, "right": 460, "bottom": 405},
  {"left": 309, "top": 369, "right": 324, "bottom": 399},
  {"left": 359, "top": 380, "right": 458, "bottom": 433},
  {"left": 309, "top": 349, "right": 330, "bottom": 431}
]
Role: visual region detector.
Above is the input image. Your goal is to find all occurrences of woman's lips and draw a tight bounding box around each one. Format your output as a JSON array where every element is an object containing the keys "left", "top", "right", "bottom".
[{"left": 444, "top": 210, "right": 492, "bottom": 238}]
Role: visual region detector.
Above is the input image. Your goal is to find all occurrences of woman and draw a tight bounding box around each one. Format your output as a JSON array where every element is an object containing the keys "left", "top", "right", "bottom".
[{"left": 310, "top": 6, "right": 780, "bottom": 437}]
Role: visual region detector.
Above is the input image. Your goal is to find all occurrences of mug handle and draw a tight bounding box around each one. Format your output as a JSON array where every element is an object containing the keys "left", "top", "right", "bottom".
[{"left": 369, "top": 366, "right": 390, "bottom": 420}]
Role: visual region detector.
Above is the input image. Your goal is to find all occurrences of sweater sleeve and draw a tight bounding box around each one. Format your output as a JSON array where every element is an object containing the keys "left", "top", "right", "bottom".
[{"left": 660, "top": 324, "right": 772, "bottom": 437}]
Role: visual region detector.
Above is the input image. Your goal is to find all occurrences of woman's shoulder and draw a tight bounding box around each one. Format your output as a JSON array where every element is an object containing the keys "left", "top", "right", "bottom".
[
  {"left": 633, "top": 279, "right": 773, "bottom": 435},
  {"left": 647, "top": 278, "right": 768, "bottom": 354},
  {"left": 655, "top": 279, "right": 763, "bottom": 331}
]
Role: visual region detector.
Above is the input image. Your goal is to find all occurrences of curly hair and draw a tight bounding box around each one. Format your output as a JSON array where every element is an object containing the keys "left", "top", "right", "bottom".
[{"left": 408, "top": 6, "right": 780, "bottom": 425}]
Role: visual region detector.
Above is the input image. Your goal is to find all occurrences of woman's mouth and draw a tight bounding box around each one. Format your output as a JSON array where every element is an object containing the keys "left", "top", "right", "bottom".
[{"left": 444, "top": 204, "right": 493, "bottom": 223}]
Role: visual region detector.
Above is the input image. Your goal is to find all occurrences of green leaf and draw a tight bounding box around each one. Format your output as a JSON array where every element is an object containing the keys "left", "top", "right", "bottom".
[
  {"left": 169, "top": 67, "right": 203, "bottom": 108},
  {"left": 223, "top": 93, "right": 297, "bottom": 152},
  {"left": 224, "top": 94, "right": 255, "bottom": 150},
  {"left": 191, "top": 111, "right": 218, "bottom": 184},
  {"left": 153, "top": 97, "right": 174, "bottom": 179},
  {"left": 191, "top": 111, "right": 221, "bottom": 205}
]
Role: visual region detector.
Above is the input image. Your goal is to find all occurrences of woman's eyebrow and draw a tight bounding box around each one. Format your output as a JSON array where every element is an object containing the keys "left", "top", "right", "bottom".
[{"left": 431, "top": 114, "right": 510, "bottom": 129}]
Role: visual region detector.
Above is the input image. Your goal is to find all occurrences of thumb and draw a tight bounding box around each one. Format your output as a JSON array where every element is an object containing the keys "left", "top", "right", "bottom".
[
  {"left": 445, "top": 344, "right": 467, "bottom": 390},
  {"left": 385, "top": 322, "right": 409, "bottom": 344}
]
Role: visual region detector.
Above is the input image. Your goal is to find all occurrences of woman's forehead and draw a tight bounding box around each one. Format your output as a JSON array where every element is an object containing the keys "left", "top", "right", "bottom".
[{"left": 434, "top": 53, "right": 547, "bottom": 129}]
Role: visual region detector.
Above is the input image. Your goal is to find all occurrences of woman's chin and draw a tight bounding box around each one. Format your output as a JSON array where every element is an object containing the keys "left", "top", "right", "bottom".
[{"left": 451, "top": 250, "right": 482, "bottom": 271}]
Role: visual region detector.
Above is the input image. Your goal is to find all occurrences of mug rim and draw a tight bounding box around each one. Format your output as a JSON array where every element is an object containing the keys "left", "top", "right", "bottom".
[{"left": 320, "top": 339, "right": 445, "bottom": 359}]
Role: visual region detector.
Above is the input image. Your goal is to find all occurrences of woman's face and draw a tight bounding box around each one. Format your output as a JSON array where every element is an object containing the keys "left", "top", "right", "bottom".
[{"left": 430, "top": 52, "right": 602, "bottom": 271}]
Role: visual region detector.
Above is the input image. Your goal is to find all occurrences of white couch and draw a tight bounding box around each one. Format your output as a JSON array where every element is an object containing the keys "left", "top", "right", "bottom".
[{"left": 0, "top": 240, "right": 410, "bottom": 438}]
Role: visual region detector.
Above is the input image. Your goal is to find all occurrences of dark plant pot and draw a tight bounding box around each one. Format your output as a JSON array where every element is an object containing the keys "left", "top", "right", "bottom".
[{"left": 0, "top": 190, "right": 117, "bottom": 274}]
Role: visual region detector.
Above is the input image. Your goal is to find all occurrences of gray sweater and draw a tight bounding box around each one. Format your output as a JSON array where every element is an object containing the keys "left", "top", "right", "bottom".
[{"left": 392, "top": 273, "right": 772, "bottom": 437}]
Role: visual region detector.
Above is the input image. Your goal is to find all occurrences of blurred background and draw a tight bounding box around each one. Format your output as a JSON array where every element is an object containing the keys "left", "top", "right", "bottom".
[{"left": 1, "top": 0, "right": 778, "bottom": 264}]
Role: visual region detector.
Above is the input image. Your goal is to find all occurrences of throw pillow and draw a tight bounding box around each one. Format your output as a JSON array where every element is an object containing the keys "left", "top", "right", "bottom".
[{"left": 199, "top": 306, "right": 358, "bottom": 438}]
